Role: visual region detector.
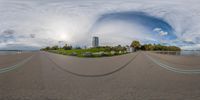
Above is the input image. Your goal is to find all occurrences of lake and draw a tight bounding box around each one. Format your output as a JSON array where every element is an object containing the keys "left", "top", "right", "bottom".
[
  {"left": 154, "top": 51, "right": 200, "bottom": 56},
  {"left": 0, "top": 51, "right": 23, "bottom": 55}
]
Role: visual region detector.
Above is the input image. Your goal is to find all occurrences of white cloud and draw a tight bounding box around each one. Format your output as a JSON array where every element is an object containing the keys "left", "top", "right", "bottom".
[
  {"left": 181, "top": 44, "right": 200, "bottom": 50},
  {"left": 153, "top": 28, "right": 168, "bottom": 36},
  {"left": 153, "top": 28, "right": 162, "bottom": 32},
  {"left": 0, "top": 0, "right": 200, "bottom": 50},
  {"left": 160, "top": 31, "right": 168, "bottom": 36}
]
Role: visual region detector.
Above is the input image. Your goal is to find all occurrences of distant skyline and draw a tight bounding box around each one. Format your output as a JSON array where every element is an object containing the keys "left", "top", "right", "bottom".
[{"left": 0, "top": 0, "right": 200, "bottom": 50}]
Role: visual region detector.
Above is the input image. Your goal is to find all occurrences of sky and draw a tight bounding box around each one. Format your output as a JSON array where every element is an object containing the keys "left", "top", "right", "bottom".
[{"left": 0, "top": 0, "right": 200, "bottom": 50}]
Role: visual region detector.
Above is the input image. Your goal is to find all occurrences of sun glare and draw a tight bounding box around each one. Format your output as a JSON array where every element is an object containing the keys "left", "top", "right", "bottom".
[
  {"left": 47, "top": 18, "right": 72, "bottom": 42},
  {"left": 59, "top": 33, "right": 70, "bottom": 41}
]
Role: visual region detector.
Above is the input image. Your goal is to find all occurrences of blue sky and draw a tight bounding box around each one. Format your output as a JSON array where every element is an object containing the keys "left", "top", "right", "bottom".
[
  {"left": 91, "top": 11, "right": 177, "bottom": 42},
  {"left": 0, "top": 0, "right": 200, "bottom": 50}
]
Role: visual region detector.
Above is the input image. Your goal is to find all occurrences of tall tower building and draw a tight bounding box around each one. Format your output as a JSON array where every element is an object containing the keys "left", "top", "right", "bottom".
[{"left": 92, "top": 36, "right": 99, "bottom": 47}]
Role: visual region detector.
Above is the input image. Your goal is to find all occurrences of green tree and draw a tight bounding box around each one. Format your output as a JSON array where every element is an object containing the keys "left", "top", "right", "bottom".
[
  {"left": 51, "top": 45, "right": 59, "bottom": 50},
  {"left": 140, "top": 43, "right": 181, "bottom": 51},
  {"left": 41, "top": 46, "right": 50, "bottom": 51},
  {"left": 141, "top": 44, "right": 154, "bottom": 51},
  {"left": 113, "top": 45, "right": 126, "bottom": 51},
  {"left": 63, "top": 44, "right": 72, "bottom": 50},
  {"left": 131, "top": 40, "right": 141, "bottom": 51},
  {"left": 167, "top": 46, "right": 181, "bottom": 51}
]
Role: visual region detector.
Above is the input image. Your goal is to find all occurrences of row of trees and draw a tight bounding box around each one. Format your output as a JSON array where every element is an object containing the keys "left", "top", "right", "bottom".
[
  {"left": 41, "top": 44, "right": 127, "bottom": 52},
  {"left": 41, "top": 41, "right": 181, "bottom": 51},
  {"left": 41, "top": 44, "right": 72, "bottom": 51},
  {"left": 94, "top": 45, "right": 126, "bottom": 52},
  {"left": 130, "top": 40, "right": 181, "bottom": 51}
]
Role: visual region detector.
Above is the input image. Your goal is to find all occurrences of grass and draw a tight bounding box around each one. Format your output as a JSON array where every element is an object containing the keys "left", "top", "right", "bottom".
[{"left": 48, "top": 48, "right": 127, "bottom": 58}]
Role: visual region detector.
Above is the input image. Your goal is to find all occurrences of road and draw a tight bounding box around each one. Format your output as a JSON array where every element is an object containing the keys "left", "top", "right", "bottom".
[{"left": 0, "top": 51, "right": 200, "bottom": 100}]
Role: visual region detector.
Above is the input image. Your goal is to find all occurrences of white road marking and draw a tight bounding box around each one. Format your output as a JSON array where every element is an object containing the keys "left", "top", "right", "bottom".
[
  {"left": 0, "top": 55, "right": 34, "bottom": 74},
  {"left": 144, "top": 52, "right": 200, "bottom": 74}
]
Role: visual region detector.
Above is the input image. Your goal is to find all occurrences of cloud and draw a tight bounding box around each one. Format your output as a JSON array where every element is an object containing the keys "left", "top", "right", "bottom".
[
  {"left": 30, "top": 34, "right": 36, "bottom": 38},
  {"left": 2, "top": 29, "right": 15, "bottom": 35},
  {"left": 153, "top": 28, "right": 168, "bottom": 36},
  {"left": 181, "top": 44, "right": 200, "bottom": 50},
  {"left": 153, "top": 28, "right": 162, "bottom": 32},
  {"left": 0, "top": 0, "right": 200, "bottom": 50},
  {"left": 159, "top": 31, "right": 168, "bottom": 36},
  {"left": 0, "top": 29, "right": 16, "bottom": 43}
]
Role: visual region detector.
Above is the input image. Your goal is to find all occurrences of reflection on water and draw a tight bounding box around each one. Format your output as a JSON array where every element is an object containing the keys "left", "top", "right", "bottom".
[{"left": 154, "top": 51, "right": 200, "bottom": 56}]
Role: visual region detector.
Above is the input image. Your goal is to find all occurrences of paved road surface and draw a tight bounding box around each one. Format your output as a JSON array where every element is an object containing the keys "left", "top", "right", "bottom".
[{"left": 0, "top": 51, "right": 200, "bottom": 100}]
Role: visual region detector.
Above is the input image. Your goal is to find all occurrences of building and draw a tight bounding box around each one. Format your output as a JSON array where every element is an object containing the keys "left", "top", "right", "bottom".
[
  {"left": 92, "top": 36, "right": 99, "bottom": 47},
  {"left": 126, "top": 46, "right": 135, "bottom": 53}
]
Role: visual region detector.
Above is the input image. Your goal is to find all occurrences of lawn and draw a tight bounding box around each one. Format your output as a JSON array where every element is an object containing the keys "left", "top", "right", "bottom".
[{"left": 48, "top": 48, "right": 127, "bottom": 58}]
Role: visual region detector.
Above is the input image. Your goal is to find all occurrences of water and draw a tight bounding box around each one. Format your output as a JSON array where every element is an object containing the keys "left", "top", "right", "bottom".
[
  {"left": 154, "top": 51, "right": 200, "bottom": 56},
  {"left": 0, "top": 51, "right": 22, "bottom": 55}
]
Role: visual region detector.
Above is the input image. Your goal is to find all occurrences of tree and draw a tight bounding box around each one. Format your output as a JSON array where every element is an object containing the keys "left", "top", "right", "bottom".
[
  {"left": 167, "top": 46, "right": 181, "bottom": 51},
  {"left": 41, "top": 46, "right": 50, "bottom": 51},
  {"left": 140, "top": 43, "right": 181, "bottom": 51},
  {"left": 75, "top": 46, "right": 81, "bottom": 49},
  {"left": 113, "top": 45, "right": 126, "bottom": 52},
  {"left": 63, "top": 44, "right": 72, "bottom": 50},
  {"left": 51, "top": 45, "right": 59, "bottom": 50},
  {"left": 131, "top": 40, "right": 141, "bottom": 51},
  {"left": 141, "top": 44, "right": 154, "bottom": 51}
]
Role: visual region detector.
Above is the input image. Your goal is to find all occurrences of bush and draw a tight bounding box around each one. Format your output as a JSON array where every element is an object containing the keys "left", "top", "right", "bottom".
[
  {"left": 70, "top": 52, "right": 77, "bottom": 56},
  {"left": 82, "top": 52, "right": 93, "bottom": 57}
]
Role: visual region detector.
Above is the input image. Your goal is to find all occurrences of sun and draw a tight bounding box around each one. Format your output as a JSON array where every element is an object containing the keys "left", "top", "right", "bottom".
[
  {"left": 48, "top": 23, "right": 71, "bottom": 41},
  {"left": 59, "top": 33, "right": 70, "bottom": 41}
]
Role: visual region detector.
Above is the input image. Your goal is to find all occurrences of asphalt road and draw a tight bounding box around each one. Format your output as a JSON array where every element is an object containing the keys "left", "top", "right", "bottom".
[{"left": 0, "top": 51, "right": 200, "bottom": 100}]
